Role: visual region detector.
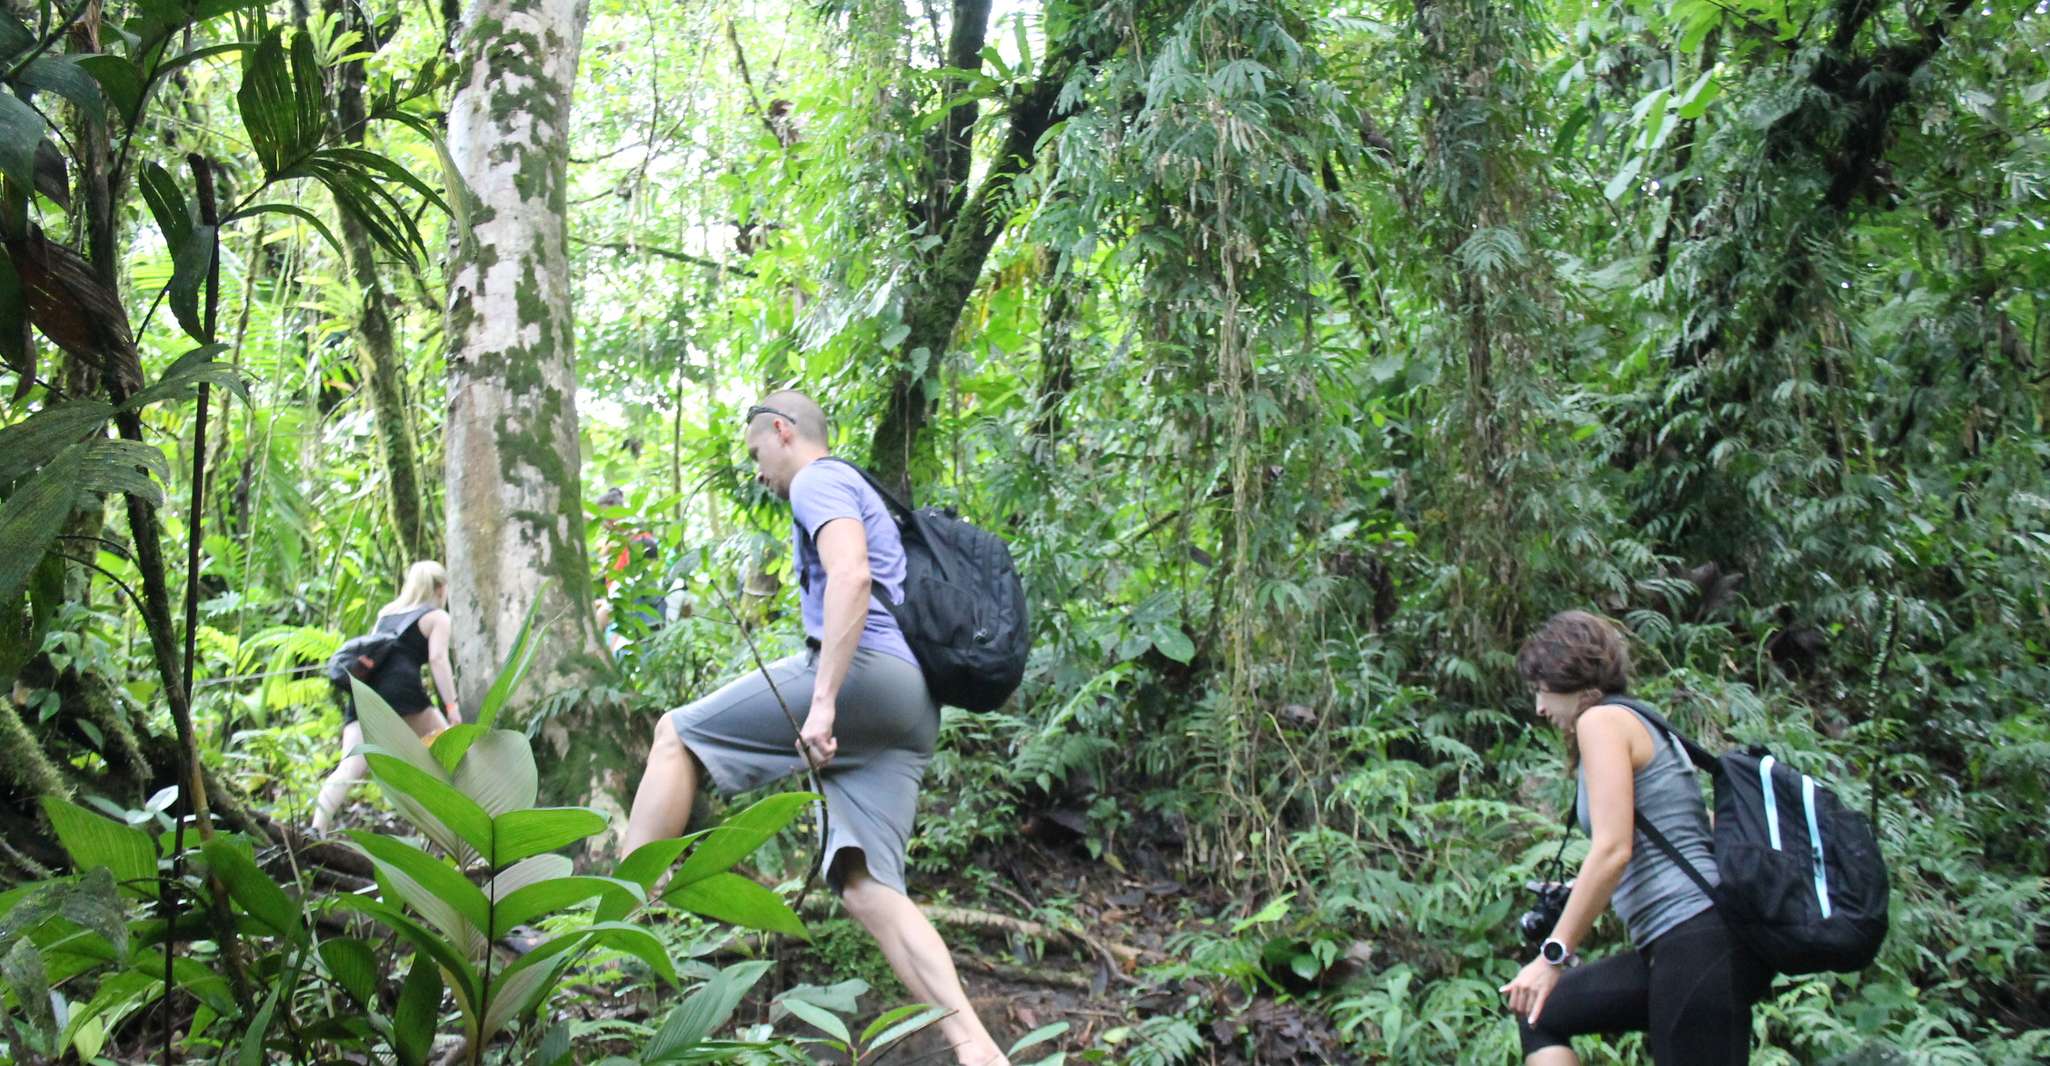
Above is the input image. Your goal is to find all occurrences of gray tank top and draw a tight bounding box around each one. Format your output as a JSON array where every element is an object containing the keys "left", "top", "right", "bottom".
[{"left": 1576, "top": 702, "right": 1718, "bottom": 945}]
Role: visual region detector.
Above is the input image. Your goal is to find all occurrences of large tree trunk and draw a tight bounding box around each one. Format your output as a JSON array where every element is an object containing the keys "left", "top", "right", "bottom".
[
  {"left": 443, "top": 0, "right": 617, "bottom": 802},
  {"left": 330, "top": 0, "right": 432, "bottom": 563}
]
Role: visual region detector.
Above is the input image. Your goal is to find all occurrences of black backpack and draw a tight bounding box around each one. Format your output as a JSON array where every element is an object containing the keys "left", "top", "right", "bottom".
[
  {"left": 1606, "top": 695, "right": 1890, "bottom": 975},
  {"left": 324, "top": 606, "right": 433, "bottom": 694},
  {"left": 800, "top": 460, "right": 1030, "bottom": 711}
]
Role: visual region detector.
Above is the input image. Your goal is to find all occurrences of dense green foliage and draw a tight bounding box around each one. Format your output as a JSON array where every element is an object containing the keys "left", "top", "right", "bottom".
[{"left": 2, "top": 0, "right": 2047, "bottom": 1061}]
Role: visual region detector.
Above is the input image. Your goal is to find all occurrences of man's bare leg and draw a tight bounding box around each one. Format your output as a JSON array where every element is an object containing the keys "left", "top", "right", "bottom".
[
  {"left": 840, "top": 860, "right": 1009, "bottom": 1066},
  {"left": 1527, "top": 1048, "right": 1577, "bottom": 1066},
  {"left": 623, "top": 718, "right": 699, "bottom": 854}
]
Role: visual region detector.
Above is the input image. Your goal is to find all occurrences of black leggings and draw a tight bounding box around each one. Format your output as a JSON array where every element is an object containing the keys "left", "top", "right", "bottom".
[{"left": 1519, "top": 908, "right": 1772, "bottom": 1064}]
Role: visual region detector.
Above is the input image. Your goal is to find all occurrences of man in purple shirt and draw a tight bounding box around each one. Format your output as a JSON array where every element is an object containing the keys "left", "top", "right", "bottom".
[{"left": 622, "top": 390, "right": 1009, "bottom": 1066}]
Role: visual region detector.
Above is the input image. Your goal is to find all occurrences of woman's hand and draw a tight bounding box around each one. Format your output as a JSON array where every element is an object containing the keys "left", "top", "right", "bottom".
[{"left": 1500, "top": 957, "right": 1561, "bottom": 1025}]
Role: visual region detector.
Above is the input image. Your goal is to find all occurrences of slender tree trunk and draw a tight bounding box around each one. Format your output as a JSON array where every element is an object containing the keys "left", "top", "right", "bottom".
[
  {"left": 443, "top": 0, "right": 616, "bottom": 798},
  {"left": 329, "top": 0, "right": 431, "bottom": 563}
]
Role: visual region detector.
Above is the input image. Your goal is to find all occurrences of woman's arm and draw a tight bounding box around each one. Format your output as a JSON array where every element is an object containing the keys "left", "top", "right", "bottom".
[
  {"left": 1501, "top": 703, "right": 1649, "bottom": 1023},
  {"left": 424, "top": 610, "right": 460, "bottom": 723},
  {"left": 1545, "top": 704, "right": 1648, "bottom": 954}
]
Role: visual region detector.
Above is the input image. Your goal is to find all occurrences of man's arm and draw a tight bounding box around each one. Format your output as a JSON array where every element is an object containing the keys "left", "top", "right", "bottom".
[{"left": 800, "top": 517, "right": 872, "bottom": 765}]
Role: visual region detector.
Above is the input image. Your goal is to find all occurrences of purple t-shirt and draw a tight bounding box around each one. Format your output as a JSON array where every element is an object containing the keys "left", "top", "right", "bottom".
[{"left": 789, "top": 459, "right": 918, "bottom": 667}]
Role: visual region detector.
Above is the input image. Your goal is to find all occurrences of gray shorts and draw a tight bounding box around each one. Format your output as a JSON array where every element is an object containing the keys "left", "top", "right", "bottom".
[{"left": 667, "top": 645, "right": 937, "bottom": 895}]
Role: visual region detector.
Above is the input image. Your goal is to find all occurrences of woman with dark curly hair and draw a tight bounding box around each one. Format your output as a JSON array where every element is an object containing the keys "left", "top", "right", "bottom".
[{"left": 1499, "top": 610, "right": 1771, "bottom": 1065}]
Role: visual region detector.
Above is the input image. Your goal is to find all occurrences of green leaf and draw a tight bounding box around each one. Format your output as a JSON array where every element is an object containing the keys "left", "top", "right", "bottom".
[
  {"left": 0, "top": 443, "right": 85, "bottom": 609},
  {"left": 644, "top": 960, "right": 772, "bottom": 1060},
  {"left": 199, "top": 838, "right": 304, "bottom": 943},
  {"left": 317, "top": 937, "right": 378, "bottom": 1006},
  {"left": 17, "top": 56, "right": 105, "bottom": 125},
  {"left": 0, "top": 93, "right": 49, "bottom": 192},
  {"left": 1603, "top": 155, "right": 1643, "bottom": 202},
  {"left": 1008, "top": 1022, "right": 1071, "bottom": 1056},
  {"left": 672, "top": 791, "right": 817, "bottom": 889},
  {"left": 581, "top": 921, "right": 679, "bottom": 985},
  {"left": 236, "top": 980, "right": 283, "bottom": 1066},
  {"left": 123, "top": 343, "right": 247, "bottom": 409},
  {"left": 223, "top": 202, "right": 344, "bottom": 259},
  {"left": 74, "top": 54, "right": 142, "bottom": 123},
  {"left": 864, "top": 1004, "right": 948, "bottom": 1054},
  {"left": 236, "top": 28, "right": 327, "bottom": 177},
  {"left": 2, "top": 938, "right": 52, "bottom": 1036},
  {"left": 73, "top": 438, "right": 169, "bottom": 505},
  {"left": 350, "top": 679, "right": 471, "bottom": 858},
  {"left": 452, "top": 729, "right": 538, "bottom": 817},
  {"left": 664, "top": 873, "right": 806, "bottom": 939},
  {"left": 327, "top": 894, "right": 478, "bottom": 1008},
  {"left": 430, "top": 722, "right": 486, "bottom": 774},
  {"left": 346, "top": 831, "right": 489, "bottom": 946},
  {"left": 1152, "top": 625, "right": 1195, "bottom": 664},
  {"left": 164, "top": 222, "right": 217, "bottom": 343},
  {"left": 493, "top": 875, "right": 641, "bottom": 931},
  {"left": 476, "top": 929, "right": 589, "bottom": 1043},
  {"left": 491, "top": 807, "right": 608, "bottom": 867},
  {"left": 363, "top": 752, "right": 493, "bottom": 856},
  {"left": 393, "top": 952, "right": 441, "bottom": 1066},
  {"left": 138, "top": 162, "right": 194, "bottom": 252},
  {"left": 778, "top": 994, "right": 850, "bottom": 1045},
  {"left": 487, "top": 853, "right": 572, "bottom": 902},
  {"left": 474, "top": 585, "right": 547, "bottom": 729},
  {"left": 40, "top": 796, "right": 156, "bottom": 897},
  {"left": 0, "top": 401, "right": 115, "bottom": 485}
]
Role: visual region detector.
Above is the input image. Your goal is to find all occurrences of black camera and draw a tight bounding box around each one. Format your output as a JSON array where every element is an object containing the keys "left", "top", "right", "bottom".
[{"left": 1517, "top": 880, "right": 1571, "bottom": 947}]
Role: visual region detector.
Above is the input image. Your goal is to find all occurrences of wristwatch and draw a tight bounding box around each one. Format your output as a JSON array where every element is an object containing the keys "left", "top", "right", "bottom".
[{"left": 1540, "top": 938, "right": 1580, "bottom": 968}]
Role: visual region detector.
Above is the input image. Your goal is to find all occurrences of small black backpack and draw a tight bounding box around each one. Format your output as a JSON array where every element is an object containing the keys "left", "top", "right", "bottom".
[
  {"left": 324, "top": 606, "right": 434, "bottom": 694},
  {"left": 803, "top": 460, "right": 1030, "bottom": 711},
  {"left": 1607, "top": 695, "right": 1890, "bottom": 975}
]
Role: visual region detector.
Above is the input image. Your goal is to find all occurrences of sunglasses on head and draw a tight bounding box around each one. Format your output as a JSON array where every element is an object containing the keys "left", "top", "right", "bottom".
[{"left": 743, "top": 404, "right": 798, "bottom": 427}]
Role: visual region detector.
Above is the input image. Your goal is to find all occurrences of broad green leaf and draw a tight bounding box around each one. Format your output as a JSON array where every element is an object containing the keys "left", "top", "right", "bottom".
[
  {"left": 17, "top": 56, "right": 106, "bottom": 125},
  {"left": 2, "top": 938, "right": 51, "bottom": 1035},
  {"left": 393, "top": 953, "right": 441, "bottom": 1066},
  {"left": 430, "top": 722, "right": 486, "bottom": 774},
  {"left": 864, "top": 1004, "right": 948, "bottom": 1054},
  {"left": 73, "top": 438, "right": 169, "bottom": 505},
  {"left": 672, "top": 791, "right": 817, "bottom": 889},
  {"left": 0, "top": 93, "right": 48, "bottom": 192},
  {"left": 0, "top": 446, "right": 84, "bottom": 609},
  {"left": 476, "top": 929, "right": 591, "bottom": 1043},
  {"left": 488, "top": 854, "right": 572, "bottom": 902},
  {"left": 317, "top": 938, "right": 378, "bottom": 1006},
  {"left": 491, "top": 807, "right": 608, "bottom": 867},
  {"left": 40, "top": 796, "right": 156, "bottom": 898},
  {"left": 493, "top": 875, "right": 642, "bottom": 931},
  {"left": 1152, "top": 625, "right": 1195, "bottom": 664},
  {"left": 581, "top": 922, "right": 679, "bottom": 985},
  {"left": 452, "top": 729, "right": 538, "bottom": 817},
  {"left": 124, "top": 343, "right": 247, "bottom": 408},
  {"left": 644, "top": 959, "right": 773, "bottom": 1060},
  {"left": 602, "top": 835, "right": 707, "bottom": 920},
  {"left": 199, "top": 838, "right": 304, "bottom": 943},
  {"left": 0, "top": 401, "right": 115, "bottom": 485},
  {"left": 327, "top": 894, "right": 478, "bottom": 1008},
  {"left": 362, "top": 752, "right": 493, "bottom": 856},
  {"left": 74, "top": 54, "right": 142, "bottom": 122},
  {"left": 664, "top": 873, "right": 806, "bottom": 939},
  {"left": 1009, "top": 1022, "right": 1071, "bottom": 1056},
  {"left": 346, "top": 832, "right": 489, "bottom": 945},
  {"left": 778, "top": 995, "right": 850, "bottom": 1044}
]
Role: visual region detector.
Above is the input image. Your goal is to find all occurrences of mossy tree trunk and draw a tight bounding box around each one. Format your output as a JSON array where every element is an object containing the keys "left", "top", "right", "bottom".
[{"left": 442, "top": 0, "right": 619, "bottom": 805}]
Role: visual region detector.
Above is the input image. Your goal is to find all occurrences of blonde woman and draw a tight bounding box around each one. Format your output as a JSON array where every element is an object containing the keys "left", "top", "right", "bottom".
[{"left": 312, "top": 561, "right": 460, "bottom": 833}]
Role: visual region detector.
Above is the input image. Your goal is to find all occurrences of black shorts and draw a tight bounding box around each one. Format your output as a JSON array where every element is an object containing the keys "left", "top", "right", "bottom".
[{"left": 1519, "top": 908, "right": 1773, "bottom": 1065}]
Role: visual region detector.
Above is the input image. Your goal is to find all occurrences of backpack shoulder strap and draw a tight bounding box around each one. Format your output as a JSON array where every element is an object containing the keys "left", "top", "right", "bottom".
[
  {"left": 1604, "top": 694, "right": 1719, "bottom": 773},
  {"left": 1633, "top": 810, "right": 1721, "bottom": 902},
  {"left": 1570, "top": 783, "right": 1721, "bottom": 902}
]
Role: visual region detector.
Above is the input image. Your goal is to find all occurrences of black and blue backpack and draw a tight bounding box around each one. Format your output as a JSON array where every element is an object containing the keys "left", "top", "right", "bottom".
[{"left": 1607, "top": 695, "right": 1889, "bottom": 975}]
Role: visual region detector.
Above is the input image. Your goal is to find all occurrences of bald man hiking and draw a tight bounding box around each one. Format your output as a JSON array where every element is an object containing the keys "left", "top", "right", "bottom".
[{"left": 624, "top": 389, "right": 1027, "bottom": 1066}]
